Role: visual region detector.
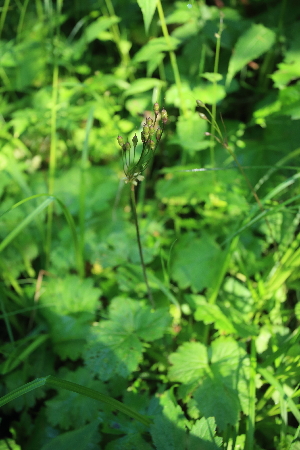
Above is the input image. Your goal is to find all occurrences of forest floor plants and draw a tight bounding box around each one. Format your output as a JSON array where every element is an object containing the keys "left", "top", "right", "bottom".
[{"left": 1, "top": 0, "right": 300, "bottom": 449}]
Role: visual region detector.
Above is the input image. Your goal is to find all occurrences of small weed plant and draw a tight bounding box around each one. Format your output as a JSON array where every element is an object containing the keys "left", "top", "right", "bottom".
[{"left": 0, "top": 1, "right": 300, "bottom": 449}]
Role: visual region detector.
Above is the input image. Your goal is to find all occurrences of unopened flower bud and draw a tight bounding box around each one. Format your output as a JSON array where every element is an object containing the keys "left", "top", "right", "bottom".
[
  {"left": 161, "top": 108, "right": 168, "bottom": 124},
  {"left": 154, "top": 102, "right": 160, "bottom": 115},
  {"left": 143, "top": 124, "right": 149, "bottom": 135},
  {"left": 149, "top": 125, "right": 155, "bottom": 136},
  {"left": 132, "top": 134, "right": 138, "bottom": 146},
  {"left": 199, "top": 113, "right": 208, "bottom": 120},
  {"left": 123, "top": 142, "right": 131, "bottom": 151},
  {"left": 161, "top": 108, "right": 167, "bottom": 119},
  {"left": 142, "top": 131, "right": 149, "bottom": 141},
  {"left": 146, "top": 117, "right": 153, "bottom": 126},
  {"left": 196, "top": 100, "right": 205, "bottom": 107},
  {"left": 148, "top": 140, "right": 155, "bottom": 150},
  {"left": 117, "top": 135, "right": 124, "bottom": 147},
  {"left": 156, "top": 127, "right": 163, "bottom": 141}
]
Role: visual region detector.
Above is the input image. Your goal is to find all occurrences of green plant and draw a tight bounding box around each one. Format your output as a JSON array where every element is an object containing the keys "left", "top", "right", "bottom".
[
  {"left": 117, "top": 103, "right": 168, "bottom": 307},
  {"left": 1, "top": 0, "right": 300, "bottom": 448}
]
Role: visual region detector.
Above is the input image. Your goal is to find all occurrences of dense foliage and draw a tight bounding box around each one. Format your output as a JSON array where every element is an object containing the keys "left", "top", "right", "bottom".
[{"left": 1, "top": 0, "right": 300, "bottom": 449}]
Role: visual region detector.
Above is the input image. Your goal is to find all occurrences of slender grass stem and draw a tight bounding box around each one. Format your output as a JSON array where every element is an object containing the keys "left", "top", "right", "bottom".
[
  {"left": 210, "top": 13, "right": 224, "bottom": 168},
  {"left": 0, "top": 294, "right": 14, "bottom": 343},
  {"left": 17, "top": 0, "right": 30, "bottom": 39},
  {"left": 79, "top": 108, "right": 94, "bottom": 277},
  {"left": 45, "top": 63, "right": 59, "bottom": 268},
  {"left": 0, "top": 0, "right": 10, "bottom": 39},
  {"left": 245, "top": 337, "right": 257, "bottom": 450},
  {"left": 104, "top": 0, "right": 134, "bottom": 82},
  {"left": 130, "top": 185, "right": 154, "bottom": 308},
  {"left": 156, "top": 0, "right": 187, "bottom": 117},
  {"left": 45, "top": 0, "right": 62, "bottom": 268}
]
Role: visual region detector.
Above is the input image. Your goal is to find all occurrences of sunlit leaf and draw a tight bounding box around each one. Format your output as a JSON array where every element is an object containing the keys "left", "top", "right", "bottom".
[
  {"left": 193, "top": 377, "right": 240, "bottom": 431},
  {"left": 150, "top": 391, "right": 187, "bottom": 450},
  {"left": 187, "top": 417, "right": 222, "bottom": 450},
  {"left": 137, "top": 0, "right": 158, "bottom": 34},
  {"left": 171, "top": 232, "right": 225, "bottom": 292},
  {"left": 84, "top": 298, "right": 171, "bottom": 380},
  {"left": 226, "top": 24, "right": 276, "bottom": 86},
  {"left": 169, "top": 342, "right": 208, "bottom": 384}
]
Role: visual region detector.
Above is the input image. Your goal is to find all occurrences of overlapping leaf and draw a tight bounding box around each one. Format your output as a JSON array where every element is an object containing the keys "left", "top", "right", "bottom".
[
  {"left": 45, "top": 367, "right": 107, "bottom": 430},
  {"left": 84, "top": 298, "right": 171, "bottom": 380}
]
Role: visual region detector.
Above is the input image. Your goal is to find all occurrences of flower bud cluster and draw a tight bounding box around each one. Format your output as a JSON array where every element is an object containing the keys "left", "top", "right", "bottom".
[{"left": 117, "top": 103, "right": 168, "bottom": 185}]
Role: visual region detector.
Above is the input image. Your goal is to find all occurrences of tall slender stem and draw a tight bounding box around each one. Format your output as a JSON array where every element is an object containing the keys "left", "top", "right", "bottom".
[
  {"left": 130, "top": 185, "right": 154, "bottom": 308},
  {"left": 45, "top": 63, "right": 59, "bottom": 268},
  {"left": 210, "top": 13, "right": 224, "bottom": 168},
  {"left": 245, "top": 337, "right": 257, "bottom": 450},
  {"left": 156, "top": 0, "right": 187, "bottom": 117}
]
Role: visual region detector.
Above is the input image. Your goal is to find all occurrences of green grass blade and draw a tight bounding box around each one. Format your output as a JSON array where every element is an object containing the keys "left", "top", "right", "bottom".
[
  {"left": 222, "top": 193, "right": 300, "bottom": 245},
  {"left": 0, "top": 377, "right": 47, "bottom": 407},
  {"left": 46, "top": 376, "right": 152, "bottom": 426},
  {"left": 0, "top": 197, "right": 54, "bottom": 253},
  {"left": 0, "top": 376, "right": 153, "bottom": 427},
  {"left": 0, "top": 295, "right": 14, "bottom": 343},
  {"left": 1, "top": 334, "right": 49, "bottom": 375},
  {"left": 79, "top": 107, "right": 94, "bottom": 273},
  {"left": 0, "top": 0, "right": 10, "bottom": 38},
  {"left": 0, "top": 194, "right": 82, "bottom": 274},
  {"left": 259, "top": 368, "right": 300, "bottom": 425},
  {"left": 55, "top": 197, "right": 83, "bottom": 276},
  {"left": 245, "top": 338, "right": 257, "bottom": 450}
]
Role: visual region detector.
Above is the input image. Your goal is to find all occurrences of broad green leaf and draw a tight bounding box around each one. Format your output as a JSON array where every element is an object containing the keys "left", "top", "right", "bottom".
[
  {"left": 137, "top": 0, "right": 157, "bottom": 34},
  {"left": 84, "top": 321, "right": 143, "bottom": 380},
  {"left": 133, "top": 36, "right": 180, "bottom": 62},
  {"left": 0, "top": 440, "right": 21, "bottom": 450},
  {"left": 45, "top": 367, "right": 107, "bottom": 430},
  {"left": 193, "top": 377, "right": 240, "bottom": 431},
  {"left": 278, "top": 83, "right": 300, "bottom": 120},
  {"left": 105, "top": 433, "right": 153, "bottom": 450},
  {"left": 170, "top": 232, "right": 225, "bottom": 292},
  {"left": 194, "top": 299, "right": 236, "bottom": 334},
  {"left": 40, "top": 420, "right": 100, "bottom": 450},
  {"left": 166, "top": 82, "right": 225, "bottom": 110},
  {"left": 226, "top": 24, "right": 276, "bottom": 86},
  {"left": 124, "top": 78, "right": 164, "bottom": 97},
  {"left": 84, "top": 16, "right": 120, "bottom": 43},
  {"left": 193, "top": 296, "right": 258, "bottom": 338},
  {"left": 187, "top": 417, "right": 222, "bottom": 450},
  {"left": 40, "top": 275, "right": 101, "bottom": 315},
  {"left": 108, "top": 298, "right": 171, "bottom": 341},
  {"left": 156, "top": 170, "right": 213, "bottom": 205},
  {"left": 84, "top": 298, "right": 170, "bottom": 380},
  {"left": 210, "top": 337, "right": 248, "bottom": 377},
  {"left": 201, "top": 72, "right": 223, "bottom": 83},
  {"left": 210, "top": 338, "right": 250, "bottom": 415},
  {"left": 169, "top": 342, "right": 208, "bottom": 384},
  {"left": 271, "top": 62, "right": 300, "bottom": 89},
  {"left": 39, "top": 276, "right": 101, "bottom": 360},
  {"left": 271, "top": 31, "right": 300, "bottom": 88},
  {"left": 150, "top": 391, "right": 187, "bottom": 450},
  {"left": 177, "top": 113, "right": 208, "bottom": 153}
]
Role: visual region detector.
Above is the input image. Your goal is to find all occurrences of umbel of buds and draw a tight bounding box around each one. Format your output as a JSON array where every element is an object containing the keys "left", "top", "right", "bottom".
[{"left": 117, "top": 103, "right": 168, "bottom": 185}]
